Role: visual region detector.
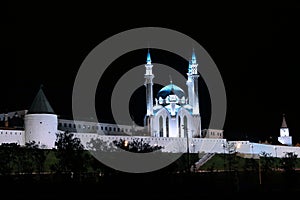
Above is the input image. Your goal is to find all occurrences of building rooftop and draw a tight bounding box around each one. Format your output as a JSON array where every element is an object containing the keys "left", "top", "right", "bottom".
[{"left": 27, "top": 86, "right": 55, "bottom": 114}]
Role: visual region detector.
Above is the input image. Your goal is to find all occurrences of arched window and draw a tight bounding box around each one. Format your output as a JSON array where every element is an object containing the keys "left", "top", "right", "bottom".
[
  {"left": 159, "top": 116, "right": 163, "bottom": 137},
  {"left": 166, "top": 116, "right": 169, "bottom": 137},
  {"left": 184, "top": 116, "right": 188, "bottom": 137}
]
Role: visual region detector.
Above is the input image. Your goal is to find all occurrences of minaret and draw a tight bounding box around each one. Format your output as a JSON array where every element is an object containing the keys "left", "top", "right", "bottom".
[
  {"left": 186, "top": 49, "right": 200, "bottom": 115},
  {"left": 144, "top": 50, "right": 154, "bottom": 134}
]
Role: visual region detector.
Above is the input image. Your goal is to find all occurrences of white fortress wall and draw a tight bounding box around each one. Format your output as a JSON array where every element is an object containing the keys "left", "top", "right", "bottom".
[
  {"left": 74, "top": 133, "right": 227, "bottom": 153},
  {"left": 230, "top": 141, "right": 300, "bottom": 158},
  {"left": 74, "top": 134, "right": 300, "bottom": 157},
  {"left": 192, "top": 138, "right": 227, "bottom": 154},
  {"left": 0, "top": 130, "right": 25, "bottom": 145},
  {"left": 1, "top": 129, "right": 299, "bottom": 158},
  {"left": 59, "top": 119, "right": 143, "bottom": 135}
]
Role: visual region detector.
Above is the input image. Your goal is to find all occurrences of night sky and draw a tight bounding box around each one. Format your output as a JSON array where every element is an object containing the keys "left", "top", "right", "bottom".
[{"left": 2, "top": 3, "right": 300, "bottom": 143}]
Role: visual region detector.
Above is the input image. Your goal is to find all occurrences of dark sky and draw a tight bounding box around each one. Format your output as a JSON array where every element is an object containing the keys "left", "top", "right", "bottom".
[{"left": 2, "top": 3, "right": 300, "bottom": 142}]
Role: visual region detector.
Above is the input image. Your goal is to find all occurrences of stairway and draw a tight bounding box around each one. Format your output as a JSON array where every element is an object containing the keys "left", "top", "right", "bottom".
[{"left": 192, "top": 152, "right": 215, "bottom": 171}]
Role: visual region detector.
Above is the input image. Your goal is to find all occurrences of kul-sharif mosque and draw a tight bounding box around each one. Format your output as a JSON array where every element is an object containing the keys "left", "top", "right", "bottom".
[{"left": 1, "top": 51, "right": 299, "bottom": 166}]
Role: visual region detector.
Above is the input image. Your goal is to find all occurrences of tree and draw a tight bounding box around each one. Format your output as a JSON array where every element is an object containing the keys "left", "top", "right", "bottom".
[
  {"left": 279, "top": 152, "right": 298, "bottom": 190},
  {"left": 112, "top": 138, "right": 163, "bottom": 153},
  {"left": 280, "top": 152, "right": 298, "bottom": 173},
  {"left": 52, "top": 131, "right": 86, "bottom": 173},
  {"left": 0, "top": 143, "right": 20, "bottom": 175},
  {"left": 243, "top": 157, "right": 258, "bottom": 172},
  {"left": 0, "top": 142, "right": 48, "bottom": 175},
  {"left": 86, "top": 138, "right": 118, "bottom": 176},
  {"left": 86, "top": 138, "right": 117, "bottom": 152},
  {"left": 260, "top": 151, "right": 275, "bottom": 173},
  {"left": 25, "top": 141, "right": 48, "bottom": 174},
  {"left": 17, "top": 143, "right": 35, "bottom": 174},
  {"left": 226, "top": 142, "right": 238, "bottom": 172}
]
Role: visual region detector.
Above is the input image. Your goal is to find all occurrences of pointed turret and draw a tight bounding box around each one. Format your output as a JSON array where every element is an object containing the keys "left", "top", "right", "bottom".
[
  {"left": 28, "top": 85, "right": 55, "bottom": 114},
  {"left": 281, "top": 114, "right": 287, "bottom": 128},
  {"left": 25, "top": 85, "right": 57, "bottom": 148}
]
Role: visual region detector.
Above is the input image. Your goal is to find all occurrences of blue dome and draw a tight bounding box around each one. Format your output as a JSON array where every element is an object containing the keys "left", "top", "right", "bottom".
[{"left": 157, "top": 84, "right": 185, "bottom": 99}]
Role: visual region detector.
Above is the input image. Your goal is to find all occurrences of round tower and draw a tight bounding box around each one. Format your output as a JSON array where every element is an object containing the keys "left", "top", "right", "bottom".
[{"left": 25, "top": 86, "right": 57, "bottom": 148}]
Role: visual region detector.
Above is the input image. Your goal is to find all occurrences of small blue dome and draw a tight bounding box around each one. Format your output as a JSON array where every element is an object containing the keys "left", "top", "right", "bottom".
[{"left": 157, "top": 84, "right": 185, "bottom": 99}]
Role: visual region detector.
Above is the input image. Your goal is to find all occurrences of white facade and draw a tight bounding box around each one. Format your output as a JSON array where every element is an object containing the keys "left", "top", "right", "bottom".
[
  {"left": 25, "top": 114, "right": 58, "bottom": 148},
  {"left": 76, "top": 134, "right": 300, "bottom": 158},
  {"left": 201, "top": 129, "right": 224, "bottom": 139},
  {"left": 278, "top": 114, "right": 292, "bottom": 146},
  {"left": 0, "top": 130, "right": 25, "bottom": 145},
  {"left": 147, "top": 50, "right": 202, "bottom": 138},
  {"left": 230, "top": 140, "right": 300, "bottom": 158},
  {"left": 0, "top": 52, "right": 299, "bottom": 160},
  {"left": 58, "top": 119, "right": 144, "bottom": 135}
]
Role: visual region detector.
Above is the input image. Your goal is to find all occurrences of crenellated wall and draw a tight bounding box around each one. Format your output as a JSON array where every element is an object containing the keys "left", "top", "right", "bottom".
[
  {"left": 75, "top": 133, "right": 227, "bottom": 153},
  {"left": 1, "top": 129, "right": 300, "bottom": 158},
  {"left": 229, "top": 141, "right": 300, "bottom": 158},
  {"left": 74, "top": 134, "right": 300, "bottom": 157}
]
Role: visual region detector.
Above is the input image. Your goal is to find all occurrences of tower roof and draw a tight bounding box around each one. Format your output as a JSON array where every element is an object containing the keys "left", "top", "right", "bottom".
[
  {"left": 146, "top": 49, "right": 151, "bottom": 64},
  {"left": 281, "top": 114, "right": 287, "bottom": 128},
  {"left": 191, "top": 49, "right": 197, "bottom": 64},
  {"left": 28, "top": 86, "right": 55, "bottom": 114}
]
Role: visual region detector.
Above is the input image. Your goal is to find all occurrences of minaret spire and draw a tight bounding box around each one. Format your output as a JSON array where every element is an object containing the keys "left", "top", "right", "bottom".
[
  {"left": 147, "top": 49, "right": 151, "bottom": 64},
  {"left": 191, "top": 48, "right": 197, "bottom": 64},
  {"left": 281, "top": 113, "right": 287, "bottom": 128}
]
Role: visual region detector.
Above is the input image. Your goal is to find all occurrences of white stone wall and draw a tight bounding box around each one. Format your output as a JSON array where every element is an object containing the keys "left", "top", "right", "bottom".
[
  {"left": 74, "top": 134, "right": 226, "bottom": 153},
  {"left": 58, "top": 119, "right": 142, "bottom": 135},
  {"left": 73, "top": 132, "right": 99, "bottom": 147},
  {"left": 229, "top": 141, "right": 300, "bottom": 158},
  {"left": 1, "top": 128, "right": 299, "bottom": 158},
  {"left": 188, "top": 115, "right": 201, "bottom": 137},
  {"left": 73, "top": 134, "right": 300, "bottom": 157},
  {"left": 25, "top": 114, "right": 57, "bottom": 149},
  {"left": 202, "top": 129, "right": 223, "bottom": 139},
  {"left": 0, "top": 130, "right": 25, "bottom": 145}
]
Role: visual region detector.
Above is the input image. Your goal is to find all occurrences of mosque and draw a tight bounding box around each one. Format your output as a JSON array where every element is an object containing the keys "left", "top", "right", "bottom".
[
  {"left": 0, "top": 51, "right": 299, "bottom": 161},
  {"left": 145, "top": 50, "right": 206, "bottom": 138}
]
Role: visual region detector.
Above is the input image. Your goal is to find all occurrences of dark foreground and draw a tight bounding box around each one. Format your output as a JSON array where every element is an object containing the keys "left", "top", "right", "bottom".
[{"left": 1, "top": 171, "right": 300, "bottom": 198}]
